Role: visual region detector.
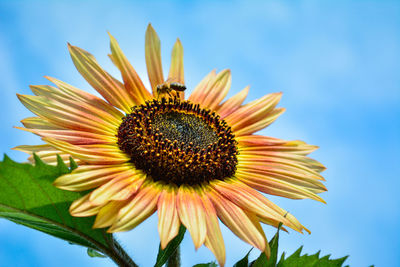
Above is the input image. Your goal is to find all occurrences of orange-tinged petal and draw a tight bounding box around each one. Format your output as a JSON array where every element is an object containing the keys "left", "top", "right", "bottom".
[
  {"left": 21, "top": 117, "right": 62, "bottom": 130},
  {"left": 68, "top": 44, "right": 134, "bottom": 113},
  {"left": 15, "top": 127, "right": 115, "bottom": 145},
  {"left": 237, "top": 136, "right": 319, "bottom": 156},
  {"left": 216, "top": 86, "right": 249, "bottom": 119},
  {"left": 93, "top": 200, "right": 129, "bottom": 228},
  {"left": 54, "top": 164, "right": 135, "bottom": 191},
  {"left": 236, "top": 168, "right": 326, "bottom": 203},
  {"left": 168, "top": 38, "right": 185, "bottom": 99},
  {"left": 188, "top": 69, "right": 217, "bottom": 103},
  {"left": 236, "top": 167, "right": 326, "bottom": 194},
  {"left": 225, "top": 92, "right": 281, "bottom": 130},
  {"left": 201, "top": 192, "right": 226, "bottom": 267},
  {"left": 145, "top": 24, "right": 164, "bottom": 95},
  {"left": 238, "top": 153, "right": 324, "bottom": 180},
  {"left": 157, "top": 185, "right": 180, "bottom": 249},
  {"left": 199, "top": 69, "right": 231, "bottom": 110},
  {"left": 234, "top": 108, "right": 285, "bottom": 136},
  {"left": 176, "top": 185, "right": 207, "bottom": 249},
  {"left": 69, "top": 194, "right": 101, "bottom": 217},
  {"left": 108, "top": 32, "right": 152, "bottom": 105},
  {"left": 236, "top": 135, "right": 286, "bottom": 146},
  {"left": 29, "top": 84, "right": 122, "bottom": 128},
  {"left": 17, "top": 94, "right": 117, "bottom": 135},
  {"left": 168, "top": 38, "right": 184, "bottom": 84},
  {"left": 43, "top": 137, "right": 129, "bottom": 165},
  {"left": 108, "top": 182, "right": 160, "bottom": 232},
  {"left": 89, "top": 170, "right": 145, "bottom": 205},
  {"left": 208, "top": 189, "right": 266, "bottom": 251},
  {"left": 212, "top": 179, "right": 306, "bottom": 232},
  {"left": 12, "top": 144, "right": 81, "bottom": 166},
  {"left": 239, "top": 147, "right": 326, "bottom": 173},
  {"left": 45, "top": 76, "right": 124, "bottom": 119}
]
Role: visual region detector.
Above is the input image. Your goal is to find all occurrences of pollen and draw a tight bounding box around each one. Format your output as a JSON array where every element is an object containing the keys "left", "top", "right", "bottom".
[{"left": 117, "top": 98, "right": 238, "bottom": 186}]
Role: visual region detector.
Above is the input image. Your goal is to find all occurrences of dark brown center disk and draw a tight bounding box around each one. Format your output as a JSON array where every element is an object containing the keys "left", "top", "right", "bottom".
[{"left": 117, "top": 98, "right": 238, "bottom": 186}]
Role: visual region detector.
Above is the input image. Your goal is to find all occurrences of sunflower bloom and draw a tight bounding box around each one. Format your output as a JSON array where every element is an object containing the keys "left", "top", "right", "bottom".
[{"left": 15, "top": 24, "right": 326, "bottom": 266}]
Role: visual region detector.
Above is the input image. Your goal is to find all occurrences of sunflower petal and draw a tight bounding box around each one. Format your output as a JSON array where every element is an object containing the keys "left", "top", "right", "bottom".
[
  {"left": 208, "top": 189, "right": 266, "bottom": 251},
  {"left": 157, "top": 185, "right": 181, "bottom": 249},
  {"left": 17, "top": 94, "right": 117, "bottom": 135},
  {"left": 108, "top": 32, "right": 152, "bottom": 105},
  {"left": 199, "top": 69, "right": 231, "bottom": 110},
  {"left": 168, "top": 38, "right": 184, "bottom": 84},
  {"left": 234, "top": 108, "right": 285, "bottom": 136},
  {"left": 216, "top": 86, "right": 249, "bottom": 118},
  {"left": 236, "top": 168, "right": 326, "bottom": 203},
  {"left": 176, "top": 186, "right": 207, "bottom": 250},
  {"left": 89, "top": 170, "right": 145, "bottom": 205},
  {"left": 145, "top": 24, "right": 164, "bottom": 94},
  {"left": 68, "top": 44, "right": 134, "bottom": 113},
  {"left": 212, "top": 179, "right": 306, "bottom": 233},
  {"left": 54, "top": 164, "right": 135, "bottom": 191},
  {"left": 225, "top": 92, "right": 282, "bottom": 131},
  {"left": 201, "top": 192, "right": 226, "bottom": 267},
  {"left": 69, "top": 194, "right": 101, "bottom": 217},
  {"left": 16, "top": 126, "right": 115, "bottom": 145},
  {"left": 45, "top": 76, "right": 124, "bottom": 119},
  {"left": 188, "top": 70, "right": 217, "bottom": 103},
  {"left": 13, "top": 144, "right": 80, "bottom": 166},
  {"left": 43, "top": 137, "right": 129, "bottom": 165},
  {"left": 108, "top": 182, "right": 160, "bottom": 232},
  {"left": 93, "top": 200, "right": 128, "bottom": 228},
  {"left": 21, "top": 117, "right": 62, "bottom": 130}
]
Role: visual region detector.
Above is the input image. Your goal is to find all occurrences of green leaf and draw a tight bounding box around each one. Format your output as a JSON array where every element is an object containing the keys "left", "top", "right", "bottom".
[
  {"left": 154, "top": 225, "right": 186, "bottom": 267},
  {"left": 193, "top": 262, "right": 218, "bottom": 267},
  {"left": 233, "top": 248, "right": 253, "bottom": 267},
  {"left": 87, "top": 248, "right": 106, "bottom": 258},
  {"left": 277, "top": 246, "right": 349, "bottom": 267},
  {"left": 0, "top": 154, "right": 113, "bottom": 255},
  {"left": 251, "top": 223, "right": 282, "bottom": 267}
]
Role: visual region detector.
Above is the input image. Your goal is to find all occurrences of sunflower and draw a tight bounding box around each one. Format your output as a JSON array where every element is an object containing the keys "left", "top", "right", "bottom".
[{"left": 15, "top": 24, "right": 326, "bottom": 266}]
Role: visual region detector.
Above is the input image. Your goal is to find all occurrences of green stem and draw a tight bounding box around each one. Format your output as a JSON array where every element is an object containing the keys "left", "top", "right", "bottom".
[
  {"left": 166, "top": 245, "right": 181, "bottom": 267},
  {"left": 103, "top": 234, "right": 138, "bottom": 267}
]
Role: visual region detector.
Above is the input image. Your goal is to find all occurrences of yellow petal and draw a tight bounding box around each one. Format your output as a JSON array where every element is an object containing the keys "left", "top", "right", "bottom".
[
  {"left": 216, "top": 86, "right": 249, "bottom": 118},
  {"left": 157, "top": 185, "right": 180, "bottom": 249},
  {"left": 208, "top": 189, "right": 266, "bottom": 251},
  {"left": 68, "top": 44, "right": 134, "bottom": 113},
  {"left": 145, "top": 24, "right": 164, "bottom": 95},
  {"left": 234, "top": 108, "right": 285, "bottom": 136},
  {"left": 201, "top": 193, "right": 226, "bottom": 267},
  {"left": 89, "top": 170, "right": 144, "bottom": 205},
  {"left": 108, "top": 183, "right": 160, "bottom": 232},
  {"left": 21, "top": 117, "right": 61, "bottom": 130},
  {"left": 168, "top": 38, "right": 184, "bottom": 84},
  {"left": 93, "top": 200, "right": 129, "bottom": 228},
  {"left": 108, "top": 32, "right": 152, "bottom": 105},
  {"left": 188, "top": 70, "right": 217, "bottom": 103},
  {"left": 45, "top": 76, "right": 124, "bottom": 119},
  {"left": 212, "top": 179, "right": 307, "bottom": 233},
  {"left": 43, "top": 137, "right": 129, "bottom": 165},
  {"left": 69, "top": 194, "right": 101, "bottom": 217},
  {"left": 176, "top": 185, "right": 207, "bottom": 250},
  {"left": 201, "top": 69, "right": 231, "bottom": 110},
  {"left": 54, "top": 164, "right": 134, "bottom": 191},
  {"left": 236, "top": 168, "right": 326, "bottom": 203},
  {"left": 225, "top": 92, "right": 282, "bottom": 131}
]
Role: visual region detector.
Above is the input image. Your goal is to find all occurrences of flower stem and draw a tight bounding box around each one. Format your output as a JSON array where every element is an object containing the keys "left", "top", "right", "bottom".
[
  {"left": 103, "top": 234, "right": 138, "bottom": 267},
  {"left": 166, "top": 245, "right": 181, "bottom": 267}
]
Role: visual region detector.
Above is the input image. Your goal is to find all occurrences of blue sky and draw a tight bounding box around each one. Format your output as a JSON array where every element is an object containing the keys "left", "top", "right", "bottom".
[{"left": 0, "top": 1, "right": 399, "bottom": 266}]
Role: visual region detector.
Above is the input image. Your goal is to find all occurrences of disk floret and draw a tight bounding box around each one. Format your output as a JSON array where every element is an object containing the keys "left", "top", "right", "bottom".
[{"left": 118, "top": 98, "right": 238, "bottom": 186}]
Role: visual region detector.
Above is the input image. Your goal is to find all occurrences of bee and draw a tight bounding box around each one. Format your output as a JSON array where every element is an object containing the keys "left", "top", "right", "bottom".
[{"left": 156, "top": 82, "right": 186, "bottom": 99}]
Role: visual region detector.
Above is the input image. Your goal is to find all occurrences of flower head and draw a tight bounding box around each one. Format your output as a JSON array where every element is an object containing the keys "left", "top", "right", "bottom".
[{"left": 15, "top": 24, "right": 326, "bottom": 266}]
